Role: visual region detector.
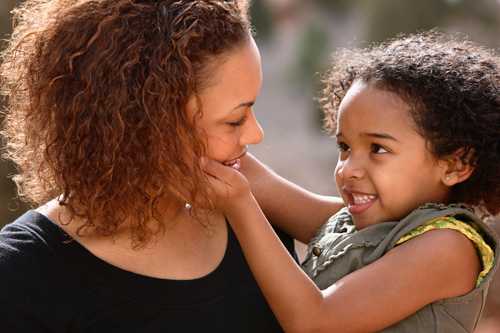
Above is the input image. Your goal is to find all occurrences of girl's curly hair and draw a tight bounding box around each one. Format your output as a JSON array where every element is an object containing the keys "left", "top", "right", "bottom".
[
  {"left": 0, "top": 0, "right": 251, "bottom": 246},
  {"left": 320, "top": 31, "right": 500, "bottom": 216}
]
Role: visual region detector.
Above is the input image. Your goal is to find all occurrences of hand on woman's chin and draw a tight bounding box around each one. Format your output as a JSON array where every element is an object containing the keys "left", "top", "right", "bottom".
[{"left": 201, "top": 157, "right": 251, "bottom": 213}]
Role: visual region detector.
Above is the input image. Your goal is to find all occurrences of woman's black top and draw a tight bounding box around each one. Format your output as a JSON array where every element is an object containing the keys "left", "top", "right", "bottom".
[{"left": 0, "top": 211, "right": 296, "bottom": 332}]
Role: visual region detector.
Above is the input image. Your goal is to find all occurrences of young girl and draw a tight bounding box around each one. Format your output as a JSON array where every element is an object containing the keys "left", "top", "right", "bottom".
[{"left": 203, "top": 32, "right": 500, "bottom": 332}]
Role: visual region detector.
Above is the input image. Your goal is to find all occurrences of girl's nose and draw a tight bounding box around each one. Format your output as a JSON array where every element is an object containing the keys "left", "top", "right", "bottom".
[
  {"left": 241, "top": 111, "right": 264, "bottom": 145},
  {"left": 337, "top": 156, "right": 365, "bottom": 180}
]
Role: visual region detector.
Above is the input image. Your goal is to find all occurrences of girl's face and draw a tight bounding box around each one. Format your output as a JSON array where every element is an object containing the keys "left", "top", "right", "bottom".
[
  {"left": 334, "top": 80, "right": 450, "bottom": 229},
  {"left": 187, "top": 37, "right": 264, "bottom": 166}
]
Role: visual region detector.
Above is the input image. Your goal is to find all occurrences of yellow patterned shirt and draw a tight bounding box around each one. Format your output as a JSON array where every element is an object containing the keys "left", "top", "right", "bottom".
[{"left": 396, "top": 216, "right": 494, "bottom": 286}]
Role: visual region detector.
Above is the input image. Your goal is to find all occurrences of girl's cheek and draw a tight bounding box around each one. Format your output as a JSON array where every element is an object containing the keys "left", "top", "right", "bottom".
[{"left": 334, "top": 163, "right": 344, "bottom": 181}]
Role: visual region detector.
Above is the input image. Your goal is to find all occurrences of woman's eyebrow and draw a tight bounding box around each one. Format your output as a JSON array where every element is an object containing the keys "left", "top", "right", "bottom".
[{"left": 232, "top": 101, "right": 254, "bottom": 111}]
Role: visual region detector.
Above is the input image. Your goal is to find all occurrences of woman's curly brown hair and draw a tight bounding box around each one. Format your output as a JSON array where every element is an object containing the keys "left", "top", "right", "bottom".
[
  {"left": 320, "top": 31, "right": 500, "bottom": 216},
  {"left": 0, "top": 0, "right": 251, "bottom": 246}
]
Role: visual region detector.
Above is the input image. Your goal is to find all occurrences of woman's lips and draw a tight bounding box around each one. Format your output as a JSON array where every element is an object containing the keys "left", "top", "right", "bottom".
[
  {"left": 223, "top": 158, "right": 241, "bottom": 170},
  {"left": 223, "top": 151, "right": 246, "bottom": 171}
]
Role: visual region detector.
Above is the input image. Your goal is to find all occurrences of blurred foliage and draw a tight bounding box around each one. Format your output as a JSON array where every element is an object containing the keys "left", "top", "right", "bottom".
[
  {"left": 292, "top": 20, "right": 331, "bottom": 127},
  {"left": 0, "top": 1, "right": 15, "bottom": 39},
  {"left": 315, "top": 0, "right": 353, "bottom": 13},
  {"left": 290, "top": 0, "right": 500, "bottom": 125},
  {"left": 446, "top": 0, "right": 500, "bottom": 33},
  {"left": 361, "top": 0, "right": 450, "bottom": 42},
  {"left": 250, "top": 0, "right": 274, "bottom": 42},
  {"left": 360, "top": 0, "right": 500, "bottom": 43},
  {"left": 293, "top": 21, "right": 330, "bottom": 87},
  {"left": 1, "top": 0, "right": 29, "bottom": 227}
]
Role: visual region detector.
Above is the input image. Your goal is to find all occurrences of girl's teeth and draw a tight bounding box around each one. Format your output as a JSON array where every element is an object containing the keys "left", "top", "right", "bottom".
[{"left": 352, "top": 194, "right": 376, "bottom": 205}]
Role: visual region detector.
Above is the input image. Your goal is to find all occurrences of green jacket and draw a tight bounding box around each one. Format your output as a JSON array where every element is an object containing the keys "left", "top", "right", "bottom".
[{"left": 302, "top": 204, "right": 499, "bottom": 332}]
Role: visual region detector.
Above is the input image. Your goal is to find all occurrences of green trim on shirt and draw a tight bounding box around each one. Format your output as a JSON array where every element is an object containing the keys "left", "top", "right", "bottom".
[{"left": 396, "top": 216, "right": 494, "bottom": 286}]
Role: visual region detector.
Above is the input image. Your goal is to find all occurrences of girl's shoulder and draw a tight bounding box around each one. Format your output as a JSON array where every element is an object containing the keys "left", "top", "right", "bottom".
[
  {"left": 396, "top": 203, "right": 498, "bottom": 288},
  {"left": 394, "top": 224, "right": 483, "bottom": 298},
  {"left": 303, "top": 203, "right": 498, "bottom": 289}
]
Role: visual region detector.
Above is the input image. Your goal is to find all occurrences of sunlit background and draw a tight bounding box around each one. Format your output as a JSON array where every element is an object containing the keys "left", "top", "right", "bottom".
[{"left": 1, "top": 0, "right": 499, "bottom": 331}]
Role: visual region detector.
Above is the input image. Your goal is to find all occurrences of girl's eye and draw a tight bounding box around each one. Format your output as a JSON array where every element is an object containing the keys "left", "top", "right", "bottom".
[
  {"left": 371, "top": 143, "right": 389, "bottom": 154},
  {"left": 336, "top": 141, "right": 350, "bottom": 152}
]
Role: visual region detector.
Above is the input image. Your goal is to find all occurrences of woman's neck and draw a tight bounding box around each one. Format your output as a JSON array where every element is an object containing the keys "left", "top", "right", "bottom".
[
  {"left": 36, "top": 198, "right": 224, "bottom": 246},
  {"left": 36, "top": 198, "right": 229, "bottom": 279}
]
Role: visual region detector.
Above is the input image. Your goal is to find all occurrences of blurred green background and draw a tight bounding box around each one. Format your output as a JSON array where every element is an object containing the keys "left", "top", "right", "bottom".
[
  {"left": 1, "top": 0, "right": 499, "bottom": 331},
  {"left": 0, "top": 0, "right": 26, "bottom": 229}
]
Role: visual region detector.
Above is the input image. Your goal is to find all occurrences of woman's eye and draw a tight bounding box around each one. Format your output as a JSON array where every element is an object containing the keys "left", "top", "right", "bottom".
[
  {"left": 371, "top": 144, "right": 389, "bottom": 154},
  {"left": 336, "top": 142, "right": 350, "bottom": 152},
  {"left": 227, "top": 117, "right": 247, "bottom": 127}
]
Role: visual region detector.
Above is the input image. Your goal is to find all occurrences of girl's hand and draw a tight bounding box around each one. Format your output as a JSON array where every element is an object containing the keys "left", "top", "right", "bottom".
[{"left": 202, "top": 157, "right": 253, "bottom": 215}]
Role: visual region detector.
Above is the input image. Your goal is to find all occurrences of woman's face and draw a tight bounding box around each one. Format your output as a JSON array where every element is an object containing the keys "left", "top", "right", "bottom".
[{"left": 187, "top": 37, "right": 264, "bottom": 167}]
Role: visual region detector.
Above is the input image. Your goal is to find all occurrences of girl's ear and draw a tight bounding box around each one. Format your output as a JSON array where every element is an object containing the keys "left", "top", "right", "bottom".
[{"left": 440, "top": 148, "right": 475, "bottom": 186}]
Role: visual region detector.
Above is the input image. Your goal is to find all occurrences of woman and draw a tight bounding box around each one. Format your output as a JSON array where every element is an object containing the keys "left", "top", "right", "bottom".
[{"left": 0, "top": 0, "right": 340, "bottom": 331}]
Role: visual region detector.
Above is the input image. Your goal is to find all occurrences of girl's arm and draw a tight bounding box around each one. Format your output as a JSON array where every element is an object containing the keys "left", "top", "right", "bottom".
[
  {"left": 240, "top": 153, "right": 343, "bottom": 243},
  {"left": 204, "top": 159, "right": 480, "bottom": 333}
]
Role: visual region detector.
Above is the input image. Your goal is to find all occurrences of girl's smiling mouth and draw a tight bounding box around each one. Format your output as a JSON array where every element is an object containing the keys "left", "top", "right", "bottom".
[{"left": 344, "top": 190, "right": 378, "bottom": 215}]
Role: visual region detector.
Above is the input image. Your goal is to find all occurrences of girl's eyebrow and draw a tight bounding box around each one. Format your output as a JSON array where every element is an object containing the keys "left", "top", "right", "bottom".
[
  {"left": 335, "top": 132, "right": 399, "bottom": 142},
  {"left": 363, "top": 132, "right": 400, "bottom": 142}
]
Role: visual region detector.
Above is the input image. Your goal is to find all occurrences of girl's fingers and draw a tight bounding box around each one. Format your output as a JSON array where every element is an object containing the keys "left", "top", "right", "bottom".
[
  {"left": 201, "top": 157, "right": 229, "bottom": 182},
  {"left": 201, "top": 158, "right": 235, "bottom": 198},
  {"left": 202, "top": 157, "right": 242, "bottom": 183},
  {"left": 202, "top": 157, "right": 250, "bottom": 193}
]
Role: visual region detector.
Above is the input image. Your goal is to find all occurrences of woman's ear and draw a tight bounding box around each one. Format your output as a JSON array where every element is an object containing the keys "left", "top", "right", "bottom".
[{"left": 440, "top": 148, "right": 475, "bottom": 186}]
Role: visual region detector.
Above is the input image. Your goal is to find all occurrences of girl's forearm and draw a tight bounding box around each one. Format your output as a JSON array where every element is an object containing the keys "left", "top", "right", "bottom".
[
  {"left": 226, "top": 195, "right": 326, "bottom": 333},
  {"left": 241, "top": 154, "right": 343, "bottom": 243}
]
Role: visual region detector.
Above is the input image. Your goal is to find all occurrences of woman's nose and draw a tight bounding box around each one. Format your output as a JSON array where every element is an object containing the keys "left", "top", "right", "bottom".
[{"left": 241, "top": 111, "right": 264, "bottom": 145}]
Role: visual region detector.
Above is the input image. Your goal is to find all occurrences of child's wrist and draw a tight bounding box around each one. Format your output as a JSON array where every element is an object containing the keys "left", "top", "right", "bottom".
[{"left": 224, "top": 192, "right": 259, "bottom": 220}]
